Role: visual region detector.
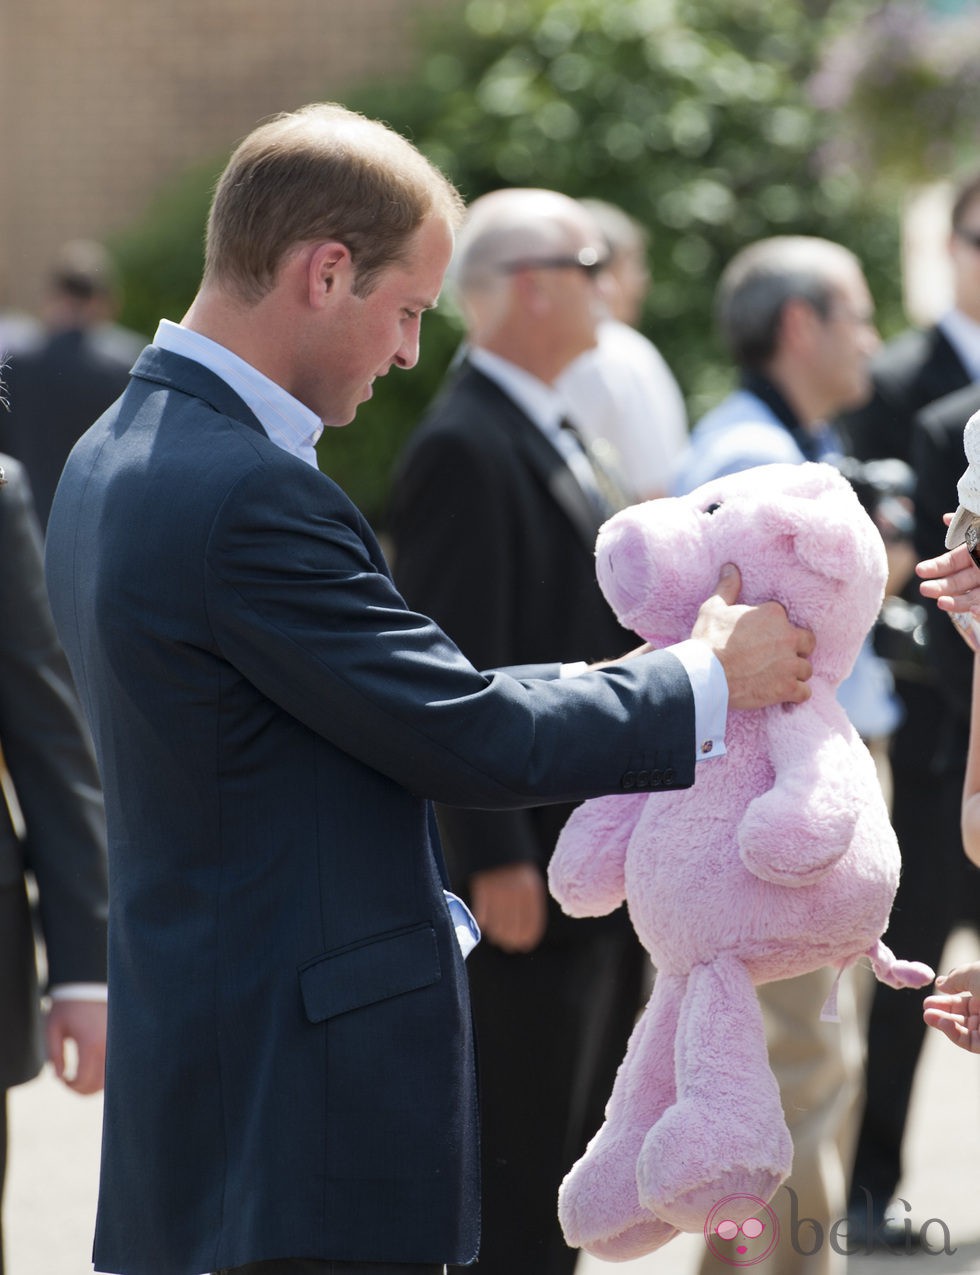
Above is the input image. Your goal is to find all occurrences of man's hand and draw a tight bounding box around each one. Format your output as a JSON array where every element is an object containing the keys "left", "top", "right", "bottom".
[
  {"left": 923, "top": 963, "right": 980, "bottom": 1054},
  {"left": 44, "top": 998, "right": 107, "bottom": 1095},
  {"left": 692, "top": 564, "right": 815, "bottom": 710},
  {"left": 917, "top": 537, "right": 980, "bottom": 614},
  {"left": 469, "top": 863, "right": 548, "bottom": 954}
]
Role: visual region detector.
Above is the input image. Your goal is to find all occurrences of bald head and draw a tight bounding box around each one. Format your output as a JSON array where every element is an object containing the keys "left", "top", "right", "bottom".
[
  {"left": 453, "top": 188, "right": 601, "bottom": 298},
  {"left": 450, "top": 189, "right": 607, "bottom": 380}
]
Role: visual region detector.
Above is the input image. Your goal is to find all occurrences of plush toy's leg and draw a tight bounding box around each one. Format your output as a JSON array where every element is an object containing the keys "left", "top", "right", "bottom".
[
  {"left": 557, "top": 971, "right": 685, "bottom": 1262},
  {"left": 637, "top": 955, "right": 793, "bottom": 1233}
]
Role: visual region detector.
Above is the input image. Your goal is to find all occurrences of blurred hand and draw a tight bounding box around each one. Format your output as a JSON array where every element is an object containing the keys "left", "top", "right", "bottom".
[
  {"left": 44, "top": 998, "right": 107, "bottom": 1095},
  {"left": 691, "top": 564, "right": 815, "bottom": 710},
  {"left": 923, "top": 963, "right": 980, "bottom": 1055},
  {"left": 917, "top": 533, "right": 980, "bottom": 615},
  {"left": 469, "top": 863, "right": 548, "bottom": 954}
]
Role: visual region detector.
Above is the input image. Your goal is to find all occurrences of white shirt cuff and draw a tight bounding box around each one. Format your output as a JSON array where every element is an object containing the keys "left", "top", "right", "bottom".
[
  {"left": 48, "top": 983, "right": 108, "bottom": 1002},
  {"left": 668, "top": 639, "right": 728, "bottom": 761},
  {"left": 560, "top": 661, "right": 589, "bottom": 678}
]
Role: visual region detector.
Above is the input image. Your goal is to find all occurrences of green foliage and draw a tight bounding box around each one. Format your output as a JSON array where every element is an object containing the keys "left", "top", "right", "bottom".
[
  {"left": 112, "top": 0, "right": 904, "bottom": 524},
  {"left": 113, "top": 160, "right": 220, "bottom": 337}
]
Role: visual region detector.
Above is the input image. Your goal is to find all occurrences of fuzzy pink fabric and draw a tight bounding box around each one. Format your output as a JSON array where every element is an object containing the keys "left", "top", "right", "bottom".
[{"left": 548, "top": 462, "right": 933, "bottom": 1260}]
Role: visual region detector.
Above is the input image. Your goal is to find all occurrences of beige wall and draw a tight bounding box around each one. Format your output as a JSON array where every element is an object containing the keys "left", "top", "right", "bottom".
[{"left": 0, "top": 0, "right": 445, "bottom": 312}]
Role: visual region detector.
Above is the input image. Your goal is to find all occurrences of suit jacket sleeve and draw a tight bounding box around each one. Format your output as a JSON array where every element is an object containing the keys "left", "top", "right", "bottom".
[
  {"left": 0, "top": 457, "right": 107, "bottom": 985},
  {"left": 202, "top": 457, "right": 695, "bottom": 821}
]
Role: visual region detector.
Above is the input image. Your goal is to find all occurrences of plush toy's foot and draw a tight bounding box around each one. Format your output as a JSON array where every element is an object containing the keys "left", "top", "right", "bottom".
[
  {"left": 637, "top": 956, "right": 792, "bottom": 1233},
  {"left": 558, "top": 972, "right": 686, "bottom": 1261},
  {"left": 634, "top": 1111, "right": 785, "bottom": 1229},
  {"left": 580, "top": 1216, "right": 679, "bottom": 1263},
  {"left": 560, "top": 1136, "right": 679, "bottom": 1260}
]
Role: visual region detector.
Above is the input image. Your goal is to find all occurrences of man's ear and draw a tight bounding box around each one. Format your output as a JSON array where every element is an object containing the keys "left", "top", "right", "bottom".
[
  {"left": 779, "top": 296, "right": 820, "bottom": 356},
  {"left": 306, "top": 241, "right": 353, "bottom": 310}
]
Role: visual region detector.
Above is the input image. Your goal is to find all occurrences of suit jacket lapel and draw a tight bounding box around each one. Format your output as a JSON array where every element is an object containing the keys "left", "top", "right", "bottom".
[
  {"left": 928, "top": 327, "right": 972, "bottom": 396},
  {"left": 461, "top": 364, "right": 606, "bottom": 553}
]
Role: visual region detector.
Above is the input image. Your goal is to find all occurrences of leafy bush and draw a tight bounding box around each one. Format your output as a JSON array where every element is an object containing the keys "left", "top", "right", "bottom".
[{"left": 113, "top": 0, "right": 904, "bottom": 525}]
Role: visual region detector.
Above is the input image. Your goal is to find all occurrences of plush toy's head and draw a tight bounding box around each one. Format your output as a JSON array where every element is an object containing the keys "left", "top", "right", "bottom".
[{"left": 596, "top": 462, "right": 887, "bottom": 687}]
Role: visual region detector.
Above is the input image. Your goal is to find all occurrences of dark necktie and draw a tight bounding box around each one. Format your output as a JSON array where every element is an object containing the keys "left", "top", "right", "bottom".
[{"left": 560, "top": 417, "right": 628, "bottom": 517}]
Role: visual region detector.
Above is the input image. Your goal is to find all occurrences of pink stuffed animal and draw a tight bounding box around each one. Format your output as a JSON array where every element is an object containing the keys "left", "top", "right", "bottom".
[{"left": 548, "top": 461, "right": 933, "bottom": 1262}]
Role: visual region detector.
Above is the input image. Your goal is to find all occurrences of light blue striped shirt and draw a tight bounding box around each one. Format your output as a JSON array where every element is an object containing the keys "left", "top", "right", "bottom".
[{"left": 154, "top": 319, "right": 324, "bottom": 468}]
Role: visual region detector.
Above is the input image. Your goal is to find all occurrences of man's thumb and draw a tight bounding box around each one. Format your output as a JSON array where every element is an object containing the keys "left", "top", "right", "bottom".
[{"left": 714, "top": 562, "right": 741, "bottom": 604}]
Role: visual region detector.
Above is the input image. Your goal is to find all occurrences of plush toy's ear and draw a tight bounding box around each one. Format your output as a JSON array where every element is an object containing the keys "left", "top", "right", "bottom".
[
  {"left": 752, "top": 473, "right": 883, "bottom": 587},
  {"left": 767, "top": 498, "right": 865, "bottom": 583}
]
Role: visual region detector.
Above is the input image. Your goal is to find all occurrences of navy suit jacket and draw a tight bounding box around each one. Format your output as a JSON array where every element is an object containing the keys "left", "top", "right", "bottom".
[{"left": 44, "top": 346, "right": 695, "bottom": 1275}]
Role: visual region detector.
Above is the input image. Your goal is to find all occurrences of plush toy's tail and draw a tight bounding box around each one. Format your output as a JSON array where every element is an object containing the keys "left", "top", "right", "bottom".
[
  {"left": 820, "top": 941, "right": 935, "bottom": 1022},
  {"left": 865, "top": 939, "right": 935, "bottom": 989}
]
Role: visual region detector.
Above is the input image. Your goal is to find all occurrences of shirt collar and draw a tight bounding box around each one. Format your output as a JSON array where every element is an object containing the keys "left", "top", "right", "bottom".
[
  {"left": 740, "top": 371, "right": 841, "bottom": 463},
  {"left": 153, "top": 319, "right": 324, "bottom": 468},
  {"left": 467, "top": 346, "right": 565, "bottom": 438},
  {"left": 938, "top": 308, "right": 980, "bottom": 383}
]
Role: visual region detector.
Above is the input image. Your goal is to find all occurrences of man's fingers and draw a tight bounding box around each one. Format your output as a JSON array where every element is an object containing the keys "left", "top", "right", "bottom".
[
  {"left": 796, "top": 627, "right": 816, "bottom": 659},
  {"left": 712, "top": 562, "right": 741, "bottom": 605}
]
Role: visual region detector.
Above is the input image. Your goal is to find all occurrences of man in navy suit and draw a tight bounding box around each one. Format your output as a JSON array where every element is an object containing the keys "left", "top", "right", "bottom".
[{"left": 44, "top": 103, "right": 815, "bottom": 1275}]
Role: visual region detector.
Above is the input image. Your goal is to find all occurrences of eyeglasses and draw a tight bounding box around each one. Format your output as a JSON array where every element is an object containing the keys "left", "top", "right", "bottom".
[
  {"left": 955, "top": 228, "right": 980, "bottom": 251},
  {"left": 497, "top": 246, "right": 609, "bottom": 278}
]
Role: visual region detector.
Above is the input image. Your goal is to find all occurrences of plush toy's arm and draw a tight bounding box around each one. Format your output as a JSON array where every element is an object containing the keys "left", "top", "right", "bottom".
[
  {"left": 739, "top": 685, "right": 863, "bottom": 886},
  {"left": 548, "top": 793, "right": 647, "bottom": 916}
]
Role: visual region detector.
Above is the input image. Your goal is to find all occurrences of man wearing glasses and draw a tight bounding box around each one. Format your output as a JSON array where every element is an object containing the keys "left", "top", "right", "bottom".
[{"left": 389, "top": 188, "right": 650, "bottom": 1275}]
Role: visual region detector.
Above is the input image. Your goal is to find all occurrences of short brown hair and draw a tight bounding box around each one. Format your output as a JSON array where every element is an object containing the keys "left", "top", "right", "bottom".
[{"left": 203, "top": 102, "right": 464, "bottom": 303}]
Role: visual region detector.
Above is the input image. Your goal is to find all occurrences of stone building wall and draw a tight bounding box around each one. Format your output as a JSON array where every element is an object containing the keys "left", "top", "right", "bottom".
[{"left": 0, "top": 0, "right": 445, "bottom": 311}]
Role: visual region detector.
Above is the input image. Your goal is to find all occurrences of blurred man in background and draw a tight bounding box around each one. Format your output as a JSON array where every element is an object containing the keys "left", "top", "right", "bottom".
[
  {"left": 556, "top": 198, "right": 688, "bottom": 502},
  {"left": 674, "top": 235, "right": 889, "bottom": 1275},
  {"left": 0, "top": 455, "right": 107, "bottom": 1275},
  {"left": 0, "top": 240, "right": 144, "bottom": 530},
  {"left": 390, "top": 188, "right": 651, "bottom": 1275}
]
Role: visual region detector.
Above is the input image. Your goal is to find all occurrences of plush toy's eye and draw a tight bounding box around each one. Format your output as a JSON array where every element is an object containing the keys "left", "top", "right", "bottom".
[{"left": 705, "top": 502, "right": 722, "bottom": 515}]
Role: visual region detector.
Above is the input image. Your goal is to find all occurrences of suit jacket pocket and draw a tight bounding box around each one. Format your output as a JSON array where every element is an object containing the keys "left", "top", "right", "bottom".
[{"left": 299, "top": 924, "right": 441, "bottom": 1023}]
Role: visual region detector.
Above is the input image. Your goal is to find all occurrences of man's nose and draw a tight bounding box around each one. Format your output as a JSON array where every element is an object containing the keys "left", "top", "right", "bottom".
[{"left": 395, "top": 326, "right": 421, "bottom": 371}]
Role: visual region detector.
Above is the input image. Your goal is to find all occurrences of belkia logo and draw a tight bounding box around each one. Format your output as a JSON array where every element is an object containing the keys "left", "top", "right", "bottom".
[{"left": 704, "top": 1193, "right": 780, "bottom": 1266}]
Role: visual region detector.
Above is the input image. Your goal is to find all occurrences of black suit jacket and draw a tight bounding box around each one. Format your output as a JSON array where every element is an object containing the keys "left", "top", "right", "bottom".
[
  {"left": 0, "top": 456, "right": 107, "bottom": 1088},
  {"left": 389, "top": 362, "right": 633, "bottom": 885},
  {"left": 912, "top": 380, "right": 980, "bottom": 766},
  {"left": 838, "top": 324, "right": 970, "bottom": 464},
  {"left": 0, "top": 324, "right": 143, "bottom": 530},
  {"left": 836, "top": 323, "right": 973, "bottom": 775}
]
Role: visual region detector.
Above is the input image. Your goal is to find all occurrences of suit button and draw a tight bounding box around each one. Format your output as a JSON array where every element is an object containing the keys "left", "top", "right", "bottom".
[
  {"left": 650, "top": 770, "right": 662, "bottom": 787},
  {"left": 664, "top": 768, "right": 675, "bottom": 785},
  {"left": 621, "top": 771, "right": 636, "bottom": 789},
  {"left": 635, "top": 770, "right": 650, "bottom": 788}
]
